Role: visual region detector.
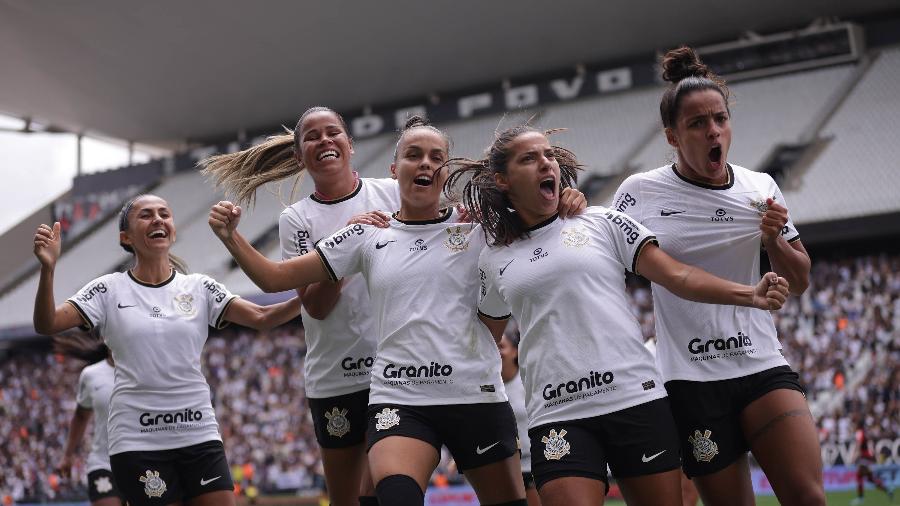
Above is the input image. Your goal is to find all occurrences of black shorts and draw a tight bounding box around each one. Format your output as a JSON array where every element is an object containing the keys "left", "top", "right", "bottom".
[
  {"left": 308, "top": 388, "right": 370, "bottom": 448},
  {"left": 665, "top": 365, "right": 805, "bottom": 478},
  {"left": 87, "top": 469, "right": 123, "bottom": 502},
  {"left": 110, "top": 440, "right": 234, "bottom": 505},
  {"left": 528, "top": 398, "right": 680, "bottom": 491},
  {"left": 366, "top": 402, "right": 518, "bottom": 471},
  {"left": 522, "top": 472, "right": 536, "bottom": 490}
]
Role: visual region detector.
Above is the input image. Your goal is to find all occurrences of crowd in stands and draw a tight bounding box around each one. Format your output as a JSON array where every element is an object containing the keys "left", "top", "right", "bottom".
[{"left": 1, "top": 253, "right": 897, "bottom": 502}]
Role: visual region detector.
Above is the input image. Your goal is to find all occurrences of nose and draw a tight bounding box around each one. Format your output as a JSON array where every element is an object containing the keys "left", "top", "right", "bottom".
[{"left": 707, "top": 122, "right": 721, "bottom": 139}]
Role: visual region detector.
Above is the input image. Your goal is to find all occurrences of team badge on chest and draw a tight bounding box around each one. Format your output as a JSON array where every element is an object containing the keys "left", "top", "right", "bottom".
[
  {"left": 749, "top": 196, "right": 772, "bottom": 215},
  {"left": 561, "top": 225, "right": 589, "bottom": 248},
  {"left": 139, "top": 469, "right": 167, "bottom": 498},
  {"left": 541, "top": 428, "right": 571, "bottom": 461},
  {"left": 688, "top": 429, "right": 719, "bottom": 463},
  {"left": 325, "top": 407, "right": 350, "bottom": 437},
  {"left": 443, "top": 225, "right": 470, "bottom": 252},
  {"left": 375, "top": 407, "right": 400, "bottom": 431},
  {"left": 174, "top": 293, "right": 196, "bottom": 316}
]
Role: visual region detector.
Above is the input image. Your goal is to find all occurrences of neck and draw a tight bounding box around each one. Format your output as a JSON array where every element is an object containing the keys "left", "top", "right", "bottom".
[
  {"left": 517, "top": 208, "right": 556, "bottom": 229},
  {"left": 313, "top": 170, "right": 358, "bottom": 200},
  {"left": 131, "top": 255, "right": 173, "bottom": 284},
  {"left": 397, "top": 199, "right": 442, "bottom": 222},
  {"left": 676, "top": 160, "right": 728, "bottom": 186}
]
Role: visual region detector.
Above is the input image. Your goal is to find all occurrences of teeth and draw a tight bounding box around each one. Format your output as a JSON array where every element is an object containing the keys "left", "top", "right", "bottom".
[
  {"left": 317, "top": 150, "right": 338, "bottom": 161},
  {"left": 149, "top": 230, "right": 167, "bottom": 238}
]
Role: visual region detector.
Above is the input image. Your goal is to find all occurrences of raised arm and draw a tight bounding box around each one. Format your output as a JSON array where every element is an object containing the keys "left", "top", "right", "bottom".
[
  {"left": 636, "top": 242, "right": 789, "bottom": 310},
  {"left": 209, "top": 202, "right": 331, "bottom": 292},
  {"left": 33, "top": 223, "right": 88, "bottom": 334}
]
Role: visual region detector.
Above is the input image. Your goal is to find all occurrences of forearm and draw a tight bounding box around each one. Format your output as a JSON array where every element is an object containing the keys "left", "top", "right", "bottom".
[
  {"left": 300, "top": 281, "right": 343, "bottom": 320},
  {"left": 221, "top": 232, "right": 286, "bottom": 292},
  {"left": 34, "top": 266, "right": 58, "bottom": 334},
  {"left": 257, "top": 297, "right": 303, "bottom": 330},
  {"left": 665, "top": 265, "right": 755, "bottom": 308},
  {"left": 63, "top": 409, "right": 90, "bottom": 458},
  {"left": 764, "top": 237, "right": 810, "bottom": 295}
]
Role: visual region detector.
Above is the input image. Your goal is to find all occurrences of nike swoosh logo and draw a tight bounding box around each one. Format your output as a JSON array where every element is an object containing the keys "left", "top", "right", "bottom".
[
  {"left": 476, "top": 441, "right": 501, "bottom": 455},
  {"left": 660, "top": 210, "right": 685, "bottom": 216},
  {"left": 117, "top": 303, "right": 136, "bottom": 309},
  {"left": 642, "top": 450, "right": 666, "bottom": 462},
  {"left": 499, "top": 259, "right": 514, "bottom": 276},
  {"left": 200, "top": 476, "right": 221, "bottom": 486},
  {"left": 375, "top": 240, "right": 396, "bottom": 249}
]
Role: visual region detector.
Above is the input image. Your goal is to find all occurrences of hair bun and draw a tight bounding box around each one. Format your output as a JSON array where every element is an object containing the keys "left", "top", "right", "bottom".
[
  {"left": 661, "top": 46, "right": 711, "bottom": 83},
  {"left": 403, "top": 114, "right": 430, "bottom": 130}
]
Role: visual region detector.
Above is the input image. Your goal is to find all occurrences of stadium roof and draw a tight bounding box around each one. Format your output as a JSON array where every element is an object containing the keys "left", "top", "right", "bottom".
[{"left": 0, "top": 0, "right": 896, "bottom": 147}]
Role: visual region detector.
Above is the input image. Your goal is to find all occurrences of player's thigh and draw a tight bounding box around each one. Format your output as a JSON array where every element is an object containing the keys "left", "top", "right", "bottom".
[
  {"left": 368, "top": 435, "right": 439, "bottom": 490},
  {"left": 320, "top": 444, "right": 370, "bottom": 506},
  {"left": 691, "top": 454, "right": 755, "bottom": 506},
  {"left": 617, "top": 468, "right": 683, "bottom": 506},
  {"left": 538, "top": 476, "right": 606, "bottom": 506},
  {"left": 464, "top": 454, "right": 526, "bottom": 504}
]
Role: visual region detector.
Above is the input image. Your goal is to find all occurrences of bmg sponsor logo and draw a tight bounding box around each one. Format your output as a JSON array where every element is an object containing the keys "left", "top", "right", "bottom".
[
  {"left": 543, "top": 370, "right": 616, "bottom": 406},
  {"left": 688, "top": 331, "right": 755, "bottom": 361},
  {"left": 323, "top": 224, "right": 365, "bottom": 249},
  {"left": 202, "top": 279, "right": 227, "bottom": 303},
  {"left": 76, "top": 282, "right": 107, "bottom": 303},
  {"left": 341, "top": 356, "right": 374, "bottom": 377},
  {"left": 603, "top": 211, "right": 640, "bottom": 245},
  {"left": 295, "top": 229, "right": 311, "bottom": 255},
  {"left": 614, "top": 192, "right": 636, "bottom": 213}
]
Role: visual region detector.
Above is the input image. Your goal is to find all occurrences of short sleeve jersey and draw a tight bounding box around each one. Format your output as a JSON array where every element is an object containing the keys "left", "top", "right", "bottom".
[
  {"left": 612, "top": 164, "right": 796, "bottom": 383},
  {"left": 478, "top": 208, "right": 666, "bottom": 429},
  {"left": 279, "top": 178, "right": 400, "bottom": 398},
  {"left": 75, "top": 360, "right": 115, "bottom": 472},
  {"left": 67, "top": 270, "right": 238, "bottom": 454},
  {"left": 505, "top": 373, "right": 531, "bottom": 472},
  {"left": 316, "top": 209, "right": 507, "bottom": 406}
]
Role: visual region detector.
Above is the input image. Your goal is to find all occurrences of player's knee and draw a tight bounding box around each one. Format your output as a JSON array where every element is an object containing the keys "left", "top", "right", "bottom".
[
  {"left": 375, "top": 474, "right": 423, "bottom": 506},
  {"left": 780, "top": 483, "right": 826, "bottom": 506}
]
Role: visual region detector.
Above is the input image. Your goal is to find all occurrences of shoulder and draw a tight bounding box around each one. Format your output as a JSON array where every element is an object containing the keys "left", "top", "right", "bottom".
[
  {"left": 362, "top": 177, "right": 398, "bottom": 192},
  {"left": 279, "top": 200, "right": 311, "bottom": 224},
  {"left": 319, "top": 222, "right": 377, "bottom": 249}
]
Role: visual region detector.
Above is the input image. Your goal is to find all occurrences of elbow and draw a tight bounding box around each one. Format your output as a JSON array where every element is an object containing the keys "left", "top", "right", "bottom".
[
  {"left": 33, "top": 319, "right": 53, "bottom": 336},
  {"left": 303, "top": 305, "right": 329, "bottom": 321},
  {"left": 789, "top": 276, "right": 810, "bottom": 296}
]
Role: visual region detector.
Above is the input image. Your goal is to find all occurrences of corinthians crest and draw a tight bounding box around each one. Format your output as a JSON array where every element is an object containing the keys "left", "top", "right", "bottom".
[
  {"left": 749, "top": 196, "right": 773, "bottom": 215},
  {"left": 541, "top": 428, "right": 571, "bottom": 461},
  {"left": 443, "top": 225, "right": 470, "bottom": 252},
  {"left": 561, "top": 225, "right": 589, "bottom": 248},
  {"left": 325, "top": 407, "right": 350, "bottom": 438},
  {"left": 139, "top": 469, "right": 167, "bottom": 498},
  {"left": 94, "top": 476, "right": 113, "bottom": 494},
  {"left": 173, "top": 293, "right": 196, "bottom": 316},
  {"left": 688, "top": 429, "right": 719, "bottom": 463},
  {"left": 375, "top": 407, "right": 400, "bottom": 431}
]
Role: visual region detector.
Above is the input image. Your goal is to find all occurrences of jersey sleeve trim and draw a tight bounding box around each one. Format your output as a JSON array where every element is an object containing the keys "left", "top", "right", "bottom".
[
  {"left": 477, "top": 309, "right": 511, "bottom": 321},
  {"left": 214, "top": 295, "right": 239, "bottom": 329},
  {"left": 787, "top": 234, "right": 801, "bottom": 243},
  {"left": 314, "top": 246, "right": 339, "bottom": 282},
  {"left": 65, "top": 299, "right": 95, "bottom": 330},
  {"left": 631, "top": 236, "right": 658, "bottom": 275}
]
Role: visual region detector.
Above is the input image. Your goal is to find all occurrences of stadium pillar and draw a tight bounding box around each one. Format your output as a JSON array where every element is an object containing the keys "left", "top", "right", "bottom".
[{"left": 76, "top": 133, "right": 83, "bottom": 176}]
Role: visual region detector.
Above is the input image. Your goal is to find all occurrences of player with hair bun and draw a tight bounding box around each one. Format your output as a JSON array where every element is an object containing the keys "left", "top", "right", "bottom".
[{"left": 613, "top": 46, "right": 824, "bottom": 506}]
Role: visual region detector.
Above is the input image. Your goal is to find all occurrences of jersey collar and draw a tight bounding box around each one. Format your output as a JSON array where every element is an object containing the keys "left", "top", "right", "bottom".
[
  {"left": 526, "top": 213, "right": 559, "bottom": 232},
  {"left": 310, "top": 178, "right": 363, "bottom": 204},
  {"left": 127, "top": 268, "right": 176, "bottom": 288},
  {"left": 671, "top": 163, "right": 735, "bottom": 190},
  {"left": 392, "top": 207, "right": 453, "bottom": 225}
]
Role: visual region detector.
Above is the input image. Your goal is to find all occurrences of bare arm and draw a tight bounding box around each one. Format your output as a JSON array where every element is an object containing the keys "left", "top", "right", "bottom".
[
  {"left": 33, "top": 222, "right": 88, "bottom": 334},
  {"left": 221, "top": 296, "right": 303, "bottom": 330},
  {"left": 760, "top": 198, "right": 810, "bottom": 295},
  {"left": 209, "top": 202, "right": 331, "bottom": 293},
  {"left": 297, "top": 282, "right": 344, "bottom": 320},
  {"left": 478, "top": 313, "right": 509, "bottom": 344},
  {"left": 59, "top": 405, "right": 91, "bottom": 477},
  {"left": 636, "top": 243, "right": 789, "bottom": 310}
]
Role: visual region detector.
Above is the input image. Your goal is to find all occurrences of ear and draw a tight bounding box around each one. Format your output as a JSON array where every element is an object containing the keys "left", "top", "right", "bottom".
[
  {"left": 390, "top": 163, "right": 397, "bottom": 180},
  {"left": 119, "top": 230, "right": 131, "bottom": 248},
  {"left": 494, "top": 172, "right": 510, "bottom": 192},
  {"left": 665, "top": 127, "right": 678, "bottom": 148}
]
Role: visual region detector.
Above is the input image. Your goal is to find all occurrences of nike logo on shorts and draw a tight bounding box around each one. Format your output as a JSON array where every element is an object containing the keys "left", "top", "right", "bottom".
[
  {"left": 499, "top": 259, "right": 514, "bottom": 276},
  {"left": 375, "top": 240, "right": 396, "bottom": 249},
  {"left": 641, "top": 450, "right": 666, "bottom": 462},
  {"left": 200, "top": 476, "right": 221, "bottom": 486},
  {"left": 476, "top": 441, "right": 501, "bottom": 455}
]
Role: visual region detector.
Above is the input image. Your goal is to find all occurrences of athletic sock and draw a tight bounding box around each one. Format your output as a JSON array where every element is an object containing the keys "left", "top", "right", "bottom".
[{"left": 375, "top": 474, "right": 424, "bottom": 506}]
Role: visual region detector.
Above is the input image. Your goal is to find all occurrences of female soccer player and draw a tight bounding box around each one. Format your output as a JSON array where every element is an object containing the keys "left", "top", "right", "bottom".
[
  {"left": 202, "top": 106, "right": 398, "bottom": 506},
  {"left": 56, "top": 331, "right": 124, "bottom": 506},
  {"left": 447, "top": 124, "right": 789, "bottom": 506},
  {"left": 499, "top": 332, "right": 540, "bottom": 506},
  {"left": 208, "top": 117, "right": 578, "bottom": 506},
  {"left": 612, "top": 46, "right": 825, "bottom": 506},
  {"left": 33, "top": 194, "right": 301, "bottom": 506}
]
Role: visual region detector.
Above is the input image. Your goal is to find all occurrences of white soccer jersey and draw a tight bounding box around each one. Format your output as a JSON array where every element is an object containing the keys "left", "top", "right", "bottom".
[
  {"left": 316, "top": 208, "right": 507, "bottom": 406},
  {"left": 76, "top": 359, "right": 115, "bottom": 472},
  {"left": 478, "top": 208, "right": 667, "bottom": 429},
  {"left": 505, "top": 373, "right": 531, "bottom": 472},
  {"left": 612, "top": 163, "right": 796, "bottom": 383},
  {"left": 280, "top": 178, "right": 400, "bottom": 398},
  {"left": 67, "top": 270, "right": 237, "bottom": 454}
]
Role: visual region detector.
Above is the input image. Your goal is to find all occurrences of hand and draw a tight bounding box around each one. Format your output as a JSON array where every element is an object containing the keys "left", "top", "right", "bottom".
[
  {"left": 348, "top": 211, "right": 390, "bottom": 228},
  {"left": 34, "top": 222, "right": 62, "bottom": 268},
  {"left": 58, "top": 453, "right": 75, "bottom": 478},
  {"left": 558, "top": 188, "right": 587, "bottom": 218},
  {"left": 760, "top": 198, "right": 788, "bottom": 245},
  {"left": 753, "top": 272, "right": 789, "bottom": 310},
  {"left": 209, "top": 201, "right": 242, "bottom": 241}
]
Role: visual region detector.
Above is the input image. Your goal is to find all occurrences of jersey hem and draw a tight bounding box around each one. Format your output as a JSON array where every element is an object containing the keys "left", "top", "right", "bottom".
[
  {"left": 368, "top": 394, "right": 508, "bottom": 406},
  {"left": 477, "top": 309, "right": 511, "bottom": 321},
  {"left": 661, "top": 355, "right": 789, "bottom": 383},
  {"left": 305, "top": 383, "right": 372, "bottom": 400},
  {"left": 527, "top": 389, "right": 668, "bottom": 429},
  {"left": 108, "top": 435, "right": 223, "bottom": 456}
]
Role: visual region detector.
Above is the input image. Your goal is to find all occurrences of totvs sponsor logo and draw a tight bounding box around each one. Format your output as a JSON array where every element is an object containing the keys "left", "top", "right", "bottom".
[
  {"left": 543, "top": 370, "right": 616, "bottom": 407},
  {"left": 688, "top": 331, "right": 756, "bottom": 361},
  {"left": 323, "top": 224, "right": 364, "bottom": 249},
  {"left": 603, "top": 211, "right": 640, "bottom": 245},
  {"left": 76, "top": 282, "right": 108, "bottom": 303},
  {"left": 342, "top": 356, "right": 374, "bottom": 377},
  {"left": 139, "top": 408, "right": 204, "bottom": 432}
]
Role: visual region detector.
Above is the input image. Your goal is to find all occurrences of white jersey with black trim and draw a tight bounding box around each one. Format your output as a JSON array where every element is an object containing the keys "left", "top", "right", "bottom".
[
  {"left": 67, "top": 270, "right": 238, "bottom": 454},
  {"left": 76, "top": 359, "right": 115, "bottom": 472},
  {"left": 279, "top": 178, "right": 400, "bottom": 398},
  {"left": 505, "top": 373, "right": 531, "bottom": 472},
  {"left": 316, "top": 208, "right": 507, "bottom": 406},
  {"left": 478, "top": 208, "right": 667, "bottom": 428},
  {"left": 612, "top": 163, "right": 796, "bottom": 383}
]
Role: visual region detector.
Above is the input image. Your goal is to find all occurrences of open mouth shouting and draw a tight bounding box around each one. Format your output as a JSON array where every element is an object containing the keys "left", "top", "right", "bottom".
[
  {"left": 413, "top": 173, "right": 435, "bottom": 187},
  {"left": 708, "top": 144, "right": 723, "bottom": 170},
  {"left": 539, "top": 176, "right": 557, "bottom": 201}
]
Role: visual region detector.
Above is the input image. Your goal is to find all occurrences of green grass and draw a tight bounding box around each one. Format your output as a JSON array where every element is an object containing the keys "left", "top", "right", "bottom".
[{"left": 602, "top": 489, "right": 896, "bottom": 505}]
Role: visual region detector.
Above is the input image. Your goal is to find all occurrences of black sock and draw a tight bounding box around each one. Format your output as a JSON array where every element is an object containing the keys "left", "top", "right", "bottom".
[
  {"left": 375, "top": 474, "right": 424, "bottom": 506},
  {"left": 359, "top": 496, "right": 379, "bottom": 506}
]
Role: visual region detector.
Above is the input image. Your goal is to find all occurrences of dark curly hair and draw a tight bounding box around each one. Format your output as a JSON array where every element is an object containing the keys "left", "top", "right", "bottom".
[{"left": 659, "top": 46, "right": 731, "bottom": 129}]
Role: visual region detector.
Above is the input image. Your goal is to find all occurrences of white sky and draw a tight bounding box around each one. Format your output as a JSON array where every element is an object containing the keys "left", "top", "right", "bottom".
[{"left": 0, "top": 114, "right": 153, "bottom": 236}]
